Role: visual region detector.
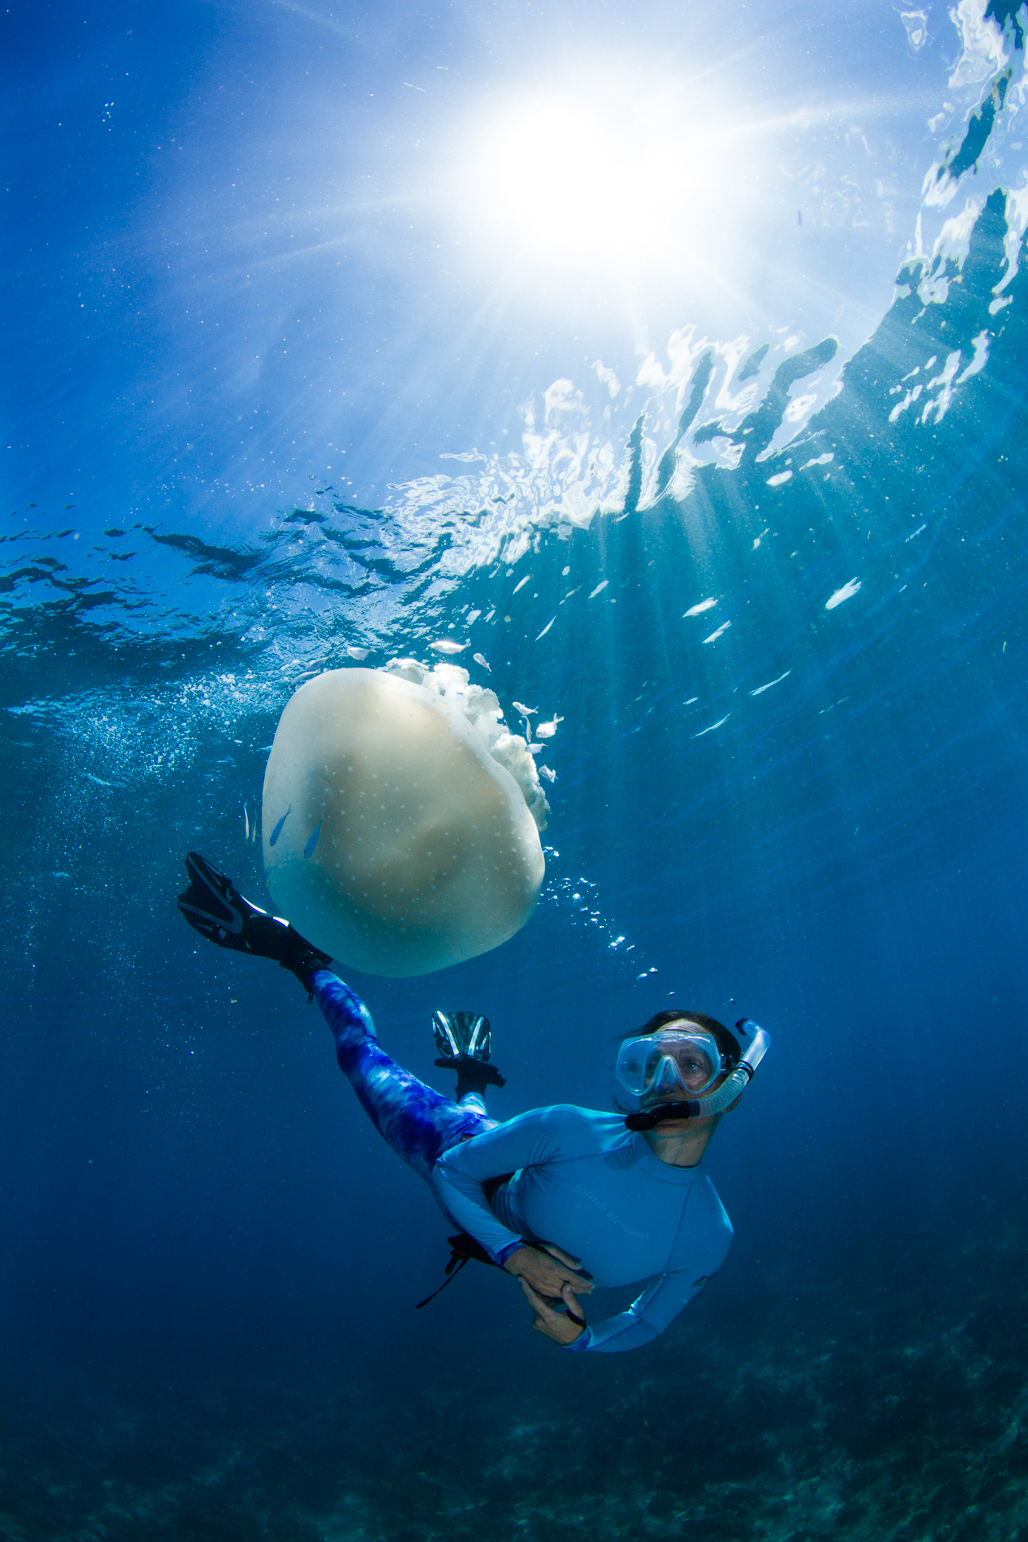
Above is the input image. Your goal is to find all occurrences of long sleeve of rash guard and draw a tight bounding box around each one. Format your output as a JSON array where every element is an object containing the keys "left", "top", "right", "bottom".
[
  {"left": 562, "top": 1271, "right": 708, "bottom": 1353},
  {"left": 432, "top": 1108, "right": 573, "bottom": 1263},
  {"left": 433, "top": 1106, "right": 730, "bottom": 1354}
]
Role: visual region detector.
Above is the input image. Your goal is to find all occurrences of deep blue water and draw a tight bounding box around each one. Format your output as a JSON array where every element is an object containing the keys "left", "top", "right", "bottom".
[{"left": 4, "top": 2, "right": 1028, "bottom": 1538}]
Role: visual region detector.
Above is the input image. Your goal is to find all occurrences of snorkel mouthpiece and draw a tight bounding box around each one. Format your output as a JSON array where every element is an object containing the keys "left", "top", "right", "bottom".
[
  {"left": 623, "top": 1019, "right": 770, "bottom": 1132},
  {"left": 624, "top": 1100, "right": 702, "bottom": 1132}
]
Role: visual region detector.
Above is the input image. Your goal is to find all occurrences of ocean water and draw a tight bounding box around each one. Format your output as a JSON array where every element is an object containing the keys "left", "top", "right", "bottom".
[{"left": 4, "top": 2, "right": 1028, "bottom": 1538}]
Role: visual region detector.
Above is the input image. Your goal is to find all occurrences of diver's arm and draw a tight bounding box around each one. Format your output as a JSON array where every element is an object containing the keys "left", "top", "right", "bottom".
[
  {"left": 431, "top": 1160, "right": 526, "bottom": 1263},
  {"left": 432, "top": 1105, "right": 596, "bottom": 1264},
  {"left": 564, "top": 1270, "right": 707, "bottom": 1354}
]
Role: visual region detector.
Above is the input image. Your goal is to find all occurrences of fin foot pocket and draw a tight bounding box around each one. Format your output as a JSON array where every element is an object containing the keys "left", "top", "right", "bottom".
[{"left": 433, "top": 1055, "right": 507, "bottom": 1101}]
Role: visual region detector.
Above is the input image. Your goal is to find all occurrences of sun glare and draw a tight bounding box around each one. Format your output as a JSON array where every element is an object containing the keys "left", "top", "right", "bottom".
[{"left": 458, "top": 64, "right": 768, "bottom": 290}]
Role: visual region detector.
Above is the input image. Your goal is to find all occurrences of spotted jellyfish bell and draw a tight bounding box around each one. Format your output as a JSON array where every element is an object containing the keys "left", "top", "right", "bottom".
[{"left": 261, "top": 661, "right": 549, "bottom": 977}]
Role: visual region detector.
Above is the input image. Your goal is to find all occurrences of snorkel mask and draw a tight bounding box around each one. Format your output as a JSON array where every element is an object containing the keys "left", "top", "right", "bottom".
[{"left": 618, "top": 1018, "right": 771, "bottom": 1131}]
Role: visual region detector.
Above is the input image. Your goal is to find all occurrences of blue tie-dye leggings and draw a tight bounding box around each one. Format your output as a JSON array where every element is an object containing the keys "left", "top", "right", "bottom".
[{"left": 311, "top": 969, "right": 496, "bottom": 1186}]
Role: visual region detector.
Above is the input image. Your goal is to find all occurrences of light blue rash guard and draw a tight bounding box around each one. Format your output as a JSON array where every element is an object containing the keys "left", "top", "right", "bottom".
[{"left": 433, "top": 1104, "right": 733, "bottom": 1354}]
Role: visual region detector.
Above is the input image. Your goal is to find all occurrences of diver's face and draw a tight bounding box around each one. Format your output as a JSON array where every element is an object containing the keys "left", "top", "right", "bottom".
[{"left": 641, "top": 1022, "right": 721, "bottom": 1107}]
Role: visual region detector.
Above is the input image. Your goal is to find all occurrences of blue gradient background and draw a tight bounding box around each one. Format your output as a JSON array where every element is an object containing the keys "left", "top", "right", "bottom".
[{"left": 3, "top": 2, "right": 1028, "bottom": 1538}]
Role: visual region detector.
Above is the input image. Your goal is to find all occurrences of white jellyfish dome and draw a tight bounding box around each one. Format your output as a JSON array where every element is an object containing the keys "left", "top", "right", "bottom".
[{"left": 261, "top": 662, "right": 548, "bottom": 977}]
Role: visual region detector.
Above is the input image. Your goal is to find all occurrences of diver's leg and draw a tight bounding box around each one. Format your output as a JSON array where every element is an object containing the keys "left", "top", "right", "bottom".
[
  {"left": 312, "top": 971, "right": 496, "bottom": 1183},
  {"left": 174, "top": 854, "right": 496, "bottom": 1177}
]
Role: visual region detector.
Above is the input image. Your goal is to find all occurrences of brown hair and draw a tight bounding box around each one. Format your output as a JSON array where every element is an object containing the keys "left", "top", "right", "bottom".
[{"left": 628, "top": 1009, "right": 741, "bottom": 1067}]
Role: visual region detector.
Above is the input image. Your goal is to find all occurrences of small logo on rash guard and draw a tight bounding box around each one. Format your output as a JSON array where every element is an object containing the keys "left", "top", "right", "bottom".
[{"left": 574, "top": 1183, "right": 651, "bottom": 1241}]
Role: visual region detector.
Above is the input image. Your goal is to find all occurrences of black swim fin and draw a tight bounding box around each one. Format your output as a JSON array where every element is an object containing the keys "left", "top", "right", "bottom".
[
  {"left": 432, "top": 1010, "right": 506, "bottom": 1100},
  {"left": 177, "top": 851, "right": 331, "bottom": 992}
]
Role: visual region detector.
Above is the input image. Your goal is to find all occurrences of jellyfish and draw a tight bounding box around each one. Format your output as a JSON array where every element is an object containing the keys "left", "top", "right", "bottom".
[{"left": 262, "top": 662, "right": 548, "bottom": 977}]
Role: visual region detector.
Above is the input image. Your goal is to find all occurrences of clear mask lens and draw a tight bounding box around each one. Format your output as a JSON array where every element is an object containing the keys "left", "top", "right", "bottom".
[{"left": 616, "top": 1030, "right": 722, "bottom": 1098}]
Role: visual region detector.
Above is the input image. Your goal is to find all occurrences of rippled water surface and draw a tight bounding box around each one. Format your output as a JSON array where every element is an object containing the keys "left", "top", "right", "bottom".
[{"left": 4, "top": 2, "right": 1028, "bottom": 1538}]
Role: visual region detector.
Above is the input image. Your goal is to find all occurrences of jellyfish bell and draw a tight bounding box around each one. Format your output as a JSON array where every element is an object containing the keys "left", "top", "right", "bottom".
[{"left": 262, "top": 663, "right": 548, "bottom": 977}]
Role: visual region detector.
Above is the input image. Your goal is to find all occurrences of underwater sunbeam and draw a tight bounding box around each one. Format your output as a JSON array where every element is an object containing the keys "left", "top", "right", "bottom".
[{"left": 459, "top": 64, "right": 771, "bottom": 289}]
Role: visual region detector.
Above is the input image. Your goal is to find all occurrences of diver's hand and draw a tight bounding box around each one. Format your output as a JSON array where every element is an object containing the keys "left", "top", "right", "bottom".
[
  {"left": 502, "top": 1243, "right": 594, "bottom": 1297},
  {"left": 518, "top": 1278, "right": 585, "bottom": 1345}
]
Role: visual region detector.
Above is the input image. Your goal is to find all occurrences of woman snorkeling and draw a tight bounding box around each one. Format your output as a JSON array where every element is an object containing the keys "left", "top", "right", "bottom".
[{"left": 178, "top": 851, "right": 769, "bottom": 1353}]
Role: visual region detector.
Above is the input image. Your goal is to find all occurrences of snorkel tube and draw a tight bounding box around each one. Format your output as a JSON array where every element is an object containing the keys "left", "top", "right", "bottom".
[{"left": 624, "top": 1019, "right": 770, "bottom": 1132}]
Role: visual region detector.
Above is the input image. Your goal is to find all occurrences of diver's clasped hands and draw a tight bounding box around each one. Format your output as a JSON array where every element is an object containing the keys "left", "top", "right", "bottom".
[{"left": 503, "top": 1243, "right": 591, "bottom": 1346}]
